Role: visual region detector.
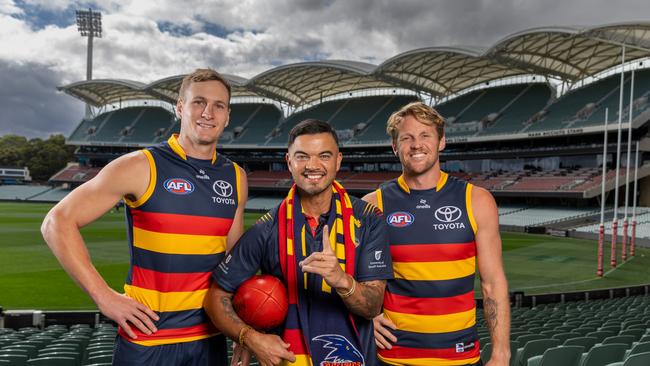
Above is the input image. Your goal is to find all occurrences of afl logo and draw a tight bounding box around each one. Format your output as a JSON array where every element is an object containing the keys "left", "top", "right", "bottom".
[
  {"left": 164, "top": 178, "right": 194, "bottom": 195},
  {"left": 387, "top": 211, "right": 414, "bottom": 227},
  {"left": 434, "top": 206, "right": 462, "bottom": 223}
]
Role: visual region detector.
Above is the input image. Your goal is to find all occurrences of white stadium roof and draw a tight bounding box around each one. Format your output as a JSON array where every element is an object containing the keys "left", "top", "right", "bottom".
[{"left": 60, "top": 22, "right": 650, "bottom": 108}]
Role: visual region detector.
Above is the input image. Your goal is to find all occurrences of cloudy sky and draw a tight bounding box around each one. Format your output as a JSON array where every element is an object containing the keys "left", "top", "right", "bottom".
[{"left": 0, "top": 0, "right": 648, "bottom": 138}]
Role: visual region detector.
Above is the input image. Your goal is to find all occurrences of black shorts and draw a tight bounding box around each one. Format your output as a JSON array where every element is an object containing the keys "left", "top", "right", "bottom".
[{"left": 112, "top": 334, "right": 227, "bottom": 366}]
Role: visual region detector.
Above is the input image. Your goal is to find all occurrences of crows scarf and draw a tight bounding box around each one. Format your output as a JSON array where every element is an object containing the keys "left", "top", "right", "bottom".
[{"left": 278, "top": 181, "right": 362, "bottom": 366}]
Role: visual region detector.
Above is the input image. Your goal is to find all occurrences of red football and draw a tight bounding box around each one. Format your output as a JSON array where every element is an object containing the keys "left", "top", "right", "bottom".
[{"left": 233, "top": 274, "right": 288, "bottom": 330}]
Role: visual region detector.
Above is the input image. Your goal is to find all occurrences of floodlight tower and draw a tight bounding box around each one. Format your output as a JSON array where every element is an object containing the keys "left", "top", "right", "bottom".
[{"left": 76, "top": 8, "right": 102, "bottom": 118}]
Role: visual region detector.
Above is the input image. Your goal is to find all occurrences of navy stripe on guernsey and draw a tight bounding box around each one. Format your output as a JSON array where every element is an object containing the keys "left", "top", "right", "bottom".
[
  {"left": 129, "top": 247, "right": 222, "bottom": 274},
  {"left": 387, "top": 275, "right": 476, "bottom": 298},
  {"left": 154, "top": 309, "right": 209, "bottom": 330},
  {"left": 120, "top": 135, "right": 239, "bottom": 347},
  {"left": 378, "top": 172, "right": 480, "bottom": 366},
  {"left": 391, "top": 327, "right": 478, "bottom": 349}
]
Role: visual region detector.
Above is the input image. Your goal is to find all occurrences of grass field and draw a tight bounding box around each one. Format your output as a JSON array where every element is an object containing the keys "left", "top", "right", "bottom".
[{"left": 1, "top": 201, "right": 649, "bottom": 310}]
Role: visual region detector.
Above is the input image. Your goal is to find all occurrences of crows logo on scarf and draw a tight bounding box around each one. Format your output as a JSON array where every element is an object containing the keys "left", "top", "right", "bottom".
[{"left": 313, "top": 334, "right": 364, "bottom": 366}]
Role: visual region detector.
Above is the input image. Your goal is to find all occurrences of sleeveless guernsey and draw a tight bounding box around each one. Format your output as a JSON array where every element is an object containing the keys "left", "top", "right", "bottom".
[
  {"left": 377, "top": 172, "right": 480, "bottom": 366},
  {"left": 119, "top": 134, "right": 241, "bottom": 346}
]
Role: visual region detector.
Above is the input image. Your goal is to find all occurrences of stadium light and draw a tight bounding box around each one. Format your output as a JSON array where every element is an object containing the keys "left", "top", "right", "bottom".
[{"left": 76, "top": 8, "right": 102, "bottom": 118}]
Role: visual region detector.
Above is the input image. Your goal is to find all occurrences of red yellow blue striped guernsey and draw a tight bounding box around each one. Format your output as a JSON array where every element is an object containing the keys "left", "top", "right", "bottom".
[
  {"left": 376, "top": 172, "right": 480, "bottom": 366},
  {"left": 118, "top": 134, "right": 241, "bottom": 346}
]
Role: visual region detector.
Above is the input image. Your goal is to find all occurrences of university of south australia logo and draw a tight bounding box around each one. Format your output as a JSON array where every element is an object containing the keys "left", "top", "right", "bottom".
[
  {"left": 164, "top": 178, "right": 194, "bottom": 195},
  {"left": 386, "top": 211, "right": 414, "bottom": 228}
]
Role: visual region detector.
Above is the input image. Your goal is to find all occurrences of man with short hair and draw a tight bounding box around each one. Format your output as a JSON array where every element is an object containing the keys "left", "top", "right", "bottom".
[
  {"left": 42, "top": 68, "right": 247, "bottom": 365},
  {"left": 205, "top": 119, "right": 392, "bottom": 366},
  {"left": 363, "top": 102, "right": 510, "bottom": 366}
]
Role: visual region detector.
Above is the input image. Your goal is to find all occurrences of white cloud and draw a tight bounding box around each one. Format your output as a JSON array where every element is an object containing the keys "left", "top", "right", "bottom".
[
  {"left": 0, "top": 0, "right": 649, "bottom": 137},
  {"left": 0, "top": 0, "right": 22, "bottom": 15}
]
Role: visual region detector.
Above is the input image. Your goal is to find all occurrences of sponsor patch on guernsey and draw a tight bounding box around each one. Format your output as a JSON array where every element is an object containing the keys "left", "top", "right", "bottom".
[
  {"left": 386, "top": 211, "right": 414, "bottom": 227},
  {"left": 163, "top": 178, "right": 194, "bottom": 195}
]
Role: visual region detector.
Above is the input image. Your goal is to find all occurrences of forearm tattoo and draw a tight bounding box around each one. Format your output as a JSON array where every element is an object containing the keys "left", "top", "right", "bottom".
[
  {"left": 344, "top": 280, "right": 385, "bottom": 319},
  {"left": 221, "top": 294, "right": 243, "bottom": 325},
  {"left": 484, "top": 297, "right": 498, "bottom": 334}
]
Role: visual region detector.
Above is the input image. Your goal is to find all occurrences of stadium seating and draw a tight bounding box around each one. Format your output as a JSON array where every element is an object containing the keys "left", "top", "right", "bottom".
[
  {"left": 0, "top": 185, "right": 50, "bottom": 200},
  {"left": 225, "top": 104, "right": 283, "bottom": 145},
  {"left": 481, "top": 84, "right": 552, "bottom": 136},
  {"left": 478, "top": 294, "right": 650, "bottom": 365},
  {"left": 68, "top": 107, "right": 176, "bottom": 145},
  {"left": 526, "top": 69, "right": 650, "bottom": 132},
  {"left": 526, "top": 345, "right": 584, "bottom": 366},
  {"left": 49, "top": 165, "right": 101, "bottom": 184},
  {"left": 119, "top": 107, "right": 175, "bottom": 144}
]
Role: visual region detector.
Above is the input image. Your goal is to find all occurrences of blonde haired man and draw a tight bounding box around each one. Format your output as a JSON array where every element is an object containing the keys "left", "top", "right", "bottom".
[{"left": 364, "top": 102, "right": 510, "bottom": 366}]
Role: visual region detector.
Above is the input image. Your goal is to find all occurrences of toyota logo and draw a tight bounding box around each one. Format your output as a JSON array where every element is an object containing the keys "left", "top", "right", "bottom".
[
  {"left": 434, "top": 206, "right": 462, "bottom": 223},
  {"left": 212, "top": 180, "right": 233, "bottom": 197}
]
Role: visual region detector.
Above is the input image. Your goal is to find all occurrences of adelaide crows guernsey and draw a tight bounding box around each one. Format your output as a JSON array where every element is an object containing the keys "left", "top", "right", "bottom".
[
  {"left": 120, "top": 134, "right": 241, "bottom": 346},
  {"left": 376, "top": 172, "right": 480, "bottom": 366}
]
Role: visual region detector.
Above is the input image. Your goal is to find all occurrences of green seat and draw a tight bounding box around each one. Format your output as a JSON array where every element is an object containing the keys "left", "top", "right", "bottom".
[
  {"left": 621, "top": 351, "right": 650, "bottom": 366},
  {"left": 0, "top": 354, "right": 29, "bottom": 366},
  {"left": 603, "top": 335, "right": 635, "bottom": 347},
  {"left": 27, "top": 357, "right": 77, "bottom": 366},
  {"left": 619, "top": 329, "right": 645, "bottom": 340},
  {"left": 580, "top": 343, "right": 627, "bottom": 366},
  {"left": 624, "top": 342, "right": 650, "bottom": 359},
  {"left": 516, "top": 334, "right": 547, "bottom": 344},
  {"left": 84, "top": 354, "right": 112, "bottom": 365},
  {"left": 481, "top": 342, "right": 492, "bottom": 363},
  {"left": 35, "top": 351, "right": 80, "bottom": 366},
  {"left": 515, "top": 339, "right": 560, "bottom": 366},
  {"left": 553, "top": 332, "right": 581, "bottom": 343},
  {"left": 564, "top": 337, "right": 598, "bottom": 351},
  {"left": 526, "top": 345, "right": 584, "bottom": 366},
  {"left": 587, "top": 331, "right": 617, "bottom": 343},
  {"left": 86, "top": 349, "right": 112, "bottom": 362},
  {"left": 1, "top": 345, "right": 37, "bottom": 359}
]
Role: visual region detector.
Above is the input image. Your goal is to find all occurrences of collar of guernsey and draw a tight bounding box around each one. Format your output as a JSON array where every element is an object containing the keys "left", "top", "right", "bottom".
[
  {"left": 398, "top": 171, "right": 448, "bottom": 194},
  {"left": 168, "top": 134, "right": 218, "bottom": 164}
]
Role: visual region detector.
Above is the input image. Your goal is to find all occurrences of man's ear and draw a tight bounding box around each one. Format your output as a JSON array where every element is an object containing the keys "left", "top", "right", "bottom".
[
  {"left": 175, "top": 99, "right": 183, "bottom": 119},
  {"left": 439, "top": 135, "right": 446, "bottom": 152}
]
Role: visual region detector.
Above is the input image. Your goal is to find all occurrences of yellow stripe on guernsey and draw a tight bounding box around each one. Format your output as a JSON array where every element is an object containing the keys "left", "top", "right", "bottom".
[
  {"left": 132, "top": 227, "right": 226, "bottom": 255},
  {"left": 280, "top": 355, "right": 313, "bottom": 366},
  {"left": 124, "top": 150, "right": 156, "bottom": 208},
  {"left": 380, "top": 355, "right": 481, "bottom": 366},
  {"left": 124, "top": 284, "right": 207, "bottom": 312},
  {"left": 392, "top": 257, "right": 475, "bottom": 281},
  {"left": 466, "top": 183, "right": 478, "bottom": 234},
  {"left": 234, "top": 162, "right": 241, "bottom": 204},
  {"left": 130, "top": 334, "right": 216, "bottom": 347},
  {"left": 375, "top": 188, "right": 384, "bottom": 212},
  {"left": 167, "top": 134, "right": 217, "bottom": 164},
  {"left": 384, "top": 308, "right": 476, "bottom": 334}
]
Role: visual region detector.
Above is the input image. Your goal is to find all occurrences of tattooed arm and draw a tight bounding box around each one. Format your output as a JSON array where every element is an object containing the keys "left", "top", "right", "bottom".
[
  {"left": 473, "top": 186, "right": 510, "bottom": 366},
  {"left": 338, "top": 278, "right": 386, "bottom": 319},
  {"left": 205, "top": 283, "right": 295, "bottom": 366}
]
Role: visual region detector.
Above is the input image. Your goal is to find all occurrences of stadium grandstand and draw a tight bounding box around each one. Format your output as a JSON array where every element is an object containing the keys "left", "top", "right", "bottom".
[
  {"left": 33, "top": 22, "right": 650, "bottom": 241},
  {"left": 4, "top": 22, "right": 650, "bottom": 366}
]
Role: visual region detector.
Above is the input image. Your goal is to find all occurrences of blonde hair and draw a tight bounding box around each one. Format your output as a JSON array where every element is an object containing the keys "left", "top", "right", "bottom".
[
  {"left": 178, "top": 68, "right": 231, "bottom": 103},
  {"left": 386, "top": 101, "right": 444, "bottom": 141}
]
